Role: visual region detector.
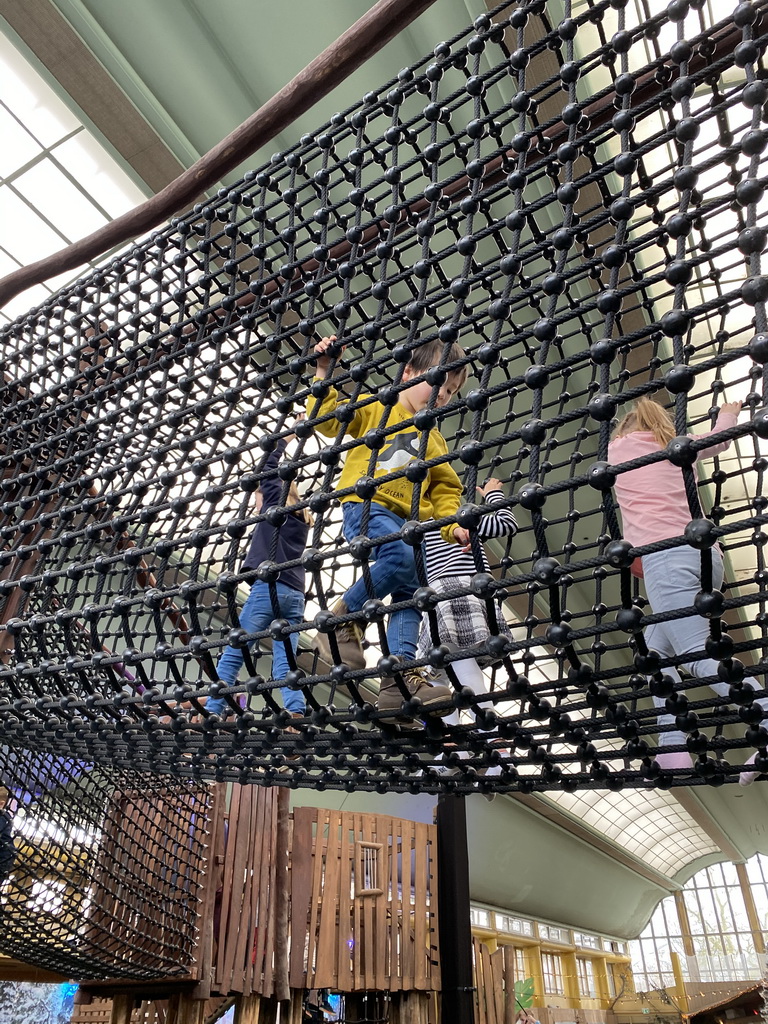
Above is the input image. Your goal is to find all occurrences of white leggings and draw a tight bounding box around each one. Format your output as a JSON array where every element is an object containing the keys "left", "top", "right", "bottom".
[
  {"left": 643, "top": 548, "right": 768, "bottom": 747},
  {"left": 443, "top": 658, "right": 488, "bottom": 728}
]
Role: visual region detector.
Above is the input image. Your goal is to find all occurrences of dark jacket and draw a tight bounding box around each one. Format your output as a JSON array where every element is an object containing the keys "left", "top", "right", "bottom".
[{"left": 242, "top": 440, "right": 309, "bottom": 593}]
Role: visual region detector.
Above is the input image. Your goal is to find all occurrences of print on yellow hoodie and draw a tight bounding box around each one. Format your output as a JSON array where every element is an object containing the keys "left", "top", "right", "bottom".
[{"left": 308, "top": 382, "right": 463, "bottom": 544}]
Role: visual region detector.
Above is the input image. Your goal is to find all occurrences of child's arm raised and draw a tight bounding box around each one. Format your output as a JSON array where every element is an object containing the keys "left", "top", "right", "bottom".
[
  {"left": 312, "top": 334, "right": 343, "bottom": 379},
  {"left": 474, "top": 478, "right": 518, "bottom": 538},
  {"left": 306, "top": 335, "right": 366, "bottom": 438},
  {"left": 696, "top": 400, "right": 743, "bottom": 460}
]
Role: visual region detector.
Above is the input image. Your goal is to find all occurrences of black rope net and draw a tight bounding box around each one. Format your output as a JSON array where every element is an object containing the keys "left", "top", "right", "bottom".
[
  {"left": 0, "top": 749, "right": 210, "bottom": 978},
  {"left": 0, "top": 0, "right": 767, "bottom": 812}
]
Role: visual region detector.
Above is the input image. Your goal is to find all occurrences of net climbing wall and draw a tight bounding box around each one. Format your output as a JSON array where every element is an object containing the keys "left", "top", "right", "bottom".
[{"left": 0, "top": 0, "right": 767, "bottom": 805}]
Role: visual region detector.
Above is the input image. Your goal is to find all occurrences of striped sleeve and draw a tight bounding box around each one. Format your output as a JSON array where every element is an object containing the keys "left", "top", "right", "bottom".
[
  {"left": 474, "top": 489, "right": 518, "bottom": 539},
  {"left": 422, "top": 528, "right": 488, "bottom": 583}
]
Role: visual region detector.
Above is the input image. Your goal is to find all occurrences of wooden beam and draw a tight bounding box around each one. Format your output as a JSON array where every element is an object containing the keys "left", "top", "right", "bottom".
[
  {"left": 0, "top": 954, "right": 67, "bottom": 983},
  {"left": 0, "top": 0, "right": 441, "bottom": 309}
]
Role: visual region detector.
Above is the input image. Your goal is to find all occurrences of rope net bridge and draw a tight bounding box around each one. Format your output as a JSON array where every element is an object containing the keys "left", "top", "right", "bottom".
[
  {"left": 0, "top": 0, "right": 767, "bottom": 805},
  {"left": 0, "top": 748, "right": 211, "bottom": 978}
]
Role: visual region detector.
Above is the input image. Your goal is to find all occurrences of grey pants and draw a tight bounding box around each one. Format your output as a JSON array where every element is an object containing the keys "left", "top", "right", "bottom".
[{"left": 643, "top": 547, "right": 768, "bottom": 747}]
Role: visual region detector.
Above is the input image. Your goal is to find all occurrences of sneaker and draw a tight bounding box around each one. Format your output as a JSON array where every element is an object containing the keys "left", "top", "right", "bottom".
[
  {"left": 315, "top": 601, "right": 366, "bottom": 671},
  {"left": 739, "top": 751, "right": 763, "bottom": 787},
  {"left": 377, "top": 666, "right": 453, "bottom": 722}
]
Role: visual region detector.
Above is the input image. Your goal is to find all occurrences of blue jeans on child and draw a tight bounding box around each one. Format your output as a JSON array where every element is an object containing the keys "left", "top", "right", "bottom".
[
  {"left": 643, "top": 546, "right": 768, "bottom": 747},
  {"left": 209, "top": 580, "right": 305, "bottom": 716},
  {"left": 341, "top": 501, "right": 421, "bottom": 661}
]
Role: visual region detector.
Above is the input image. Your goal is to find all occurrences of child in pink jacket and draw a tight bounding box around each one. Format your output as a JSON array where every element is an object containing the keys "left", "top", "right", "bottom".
[{"left": 609, "top": 397, "right": 765, "bottom": 785}]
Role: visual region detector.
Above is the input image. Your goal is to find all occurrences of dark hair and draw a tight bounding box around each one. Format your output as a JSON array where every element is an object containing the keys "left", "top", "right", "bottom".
[{"left": 406, "top": 338, "right": 468, "bottom": 388}]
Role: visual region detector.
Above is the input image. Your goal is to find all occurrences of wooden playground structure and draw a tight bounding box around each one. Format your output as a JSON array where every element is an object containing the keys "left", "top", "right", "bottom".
[{"left": 68, "top": 784, "right": 448, "bottom": 1023}]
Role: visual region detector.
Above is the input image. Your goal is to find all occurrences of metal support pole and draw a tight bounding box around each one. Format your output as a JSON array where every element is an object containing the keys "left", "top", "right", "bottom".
[{"left": 436, "top": 794, "right": 475, "bottom": 1024}]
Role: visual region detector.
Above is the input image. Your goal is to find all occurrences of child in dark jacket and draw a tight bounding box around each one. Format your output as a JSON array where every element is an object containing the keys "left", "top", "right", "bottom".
[{"left": 207, "top": 427, "right": 311, "bottom": 719}]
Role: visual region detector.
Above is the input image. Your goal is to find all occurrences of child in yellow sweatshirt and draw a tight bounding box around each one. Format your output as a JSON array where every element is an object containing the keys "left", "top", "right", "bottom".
[{"left": 308, "top": 334, "right": 468, "bottom": 722}]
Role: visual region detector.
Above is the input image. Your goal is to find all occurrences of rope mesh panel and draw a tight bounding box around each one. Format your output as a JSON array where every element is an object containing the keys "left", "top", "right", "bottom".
[
  {"left": 0, "top": 0, "right": 766, "bottom": 814},
  {"left": 0, "top": 747, "right": 210, "bottom": 978}
]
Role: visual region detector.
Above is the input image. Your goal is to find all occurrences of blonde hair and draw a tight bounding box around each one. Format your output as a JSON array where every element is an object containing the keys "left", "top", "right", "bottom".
[
  {"left": 0, "top": 786, "right": 8, "bottom": 808},
  {"left": 613, "top": 397, "right": 675, "bottom": 447},
  {"left": 255, "top": 480, "right": 313, "bottom": 526},
  {"left": 287, "top": 481, "right": 313, "bottom": 526}
]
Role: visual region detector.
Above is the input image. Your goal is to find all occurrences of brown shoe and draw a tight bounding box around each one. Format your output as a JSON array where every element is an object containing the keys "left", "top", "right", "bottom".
[
  {"left": 315, "top": 600, "right": 366, "bottom": 671},
  {"left": 285, "top": 710, "right": 304, "bottom": 735},
  {"left": 281, "top": 711, "right": 304, "bottom": 766},
  {"left": 378, "top": 666, "right": 453, "bottom": 723}
]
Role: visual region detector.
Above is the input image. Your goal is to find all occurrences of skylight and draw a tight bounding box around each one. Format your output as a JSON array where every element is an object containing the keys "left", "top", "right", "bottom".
[{"left": 0, "top": 29, "right": 146, "bottom": 323}]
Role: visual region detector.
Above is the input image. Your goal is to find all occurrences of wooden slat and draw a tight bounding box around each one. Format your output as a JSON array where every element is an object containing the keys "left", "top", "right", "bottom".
[
  {"left": 413, "top": 823, "right": 428, "bottom": 991},
  {"left": 503, "top": 945, "right": 515, "bottom": 1024},
  {"left": 247, "top": 785, "right": 270, "bottom": 994},
  {"left": 193, "top": 787, "right": 226, "bottom": 999},
  {"left": 271, "top": 789, "right": 291, "bottom": 1003},
  {"left": 373, "top": 816, "right": 388, "bottom": 991},
  {"left": 352, "top": 813, "right": 365, "bottom": 991},
  {"left": 288, "top": 807, "right": 315, "bottom": 988},
  {"left": 428, "top": 826, "right": 439, "bottom": 994},
  {"left": 229, "top": 786, "right": 257, "bottom": 994},
  {"left": 304, "top": 809, "right": 327, "bottom": 989},
  {"left": 315, "top": 809, "right": 342, "bottom": 988},
  {"left": 359, "top": 813, "right": 375, "bottom": 990},
  {"left": 388, "top": 817, "right": 401, "bottom": 991},
  {"left": 492, "top": 947, "right": 506, "bottom": 1024},
  {"left": 401, "top": 820, "right": 414, "bottom": 992},
  {"left": 221, "top": 786, "right": 252, "bottom": 992},
  {"left": 257, "top": 789, "right": 277, "bottom": 997},
  {"left": 336, "top": 812, "right": 354, "bottom": 990},
  {"left": 215, "top": 789, "right": 239, "bottom": 987}
]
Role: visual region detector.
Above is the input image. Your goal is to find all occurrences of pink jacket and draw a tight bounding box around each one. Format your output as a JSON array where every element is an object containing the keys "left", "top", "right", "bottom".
[{"left": 607, "top": 411, "right": 737, "bottom": 549}]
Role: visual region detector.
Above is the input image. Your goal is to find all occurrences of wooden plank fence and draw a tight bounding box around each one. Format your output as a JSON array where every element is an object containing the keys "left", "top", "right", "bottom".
[
  {"left": 289, "top": 809, "right": 439, "bottom": 993},
  {"left": 473, "top": 938, "right": 518, "bottom": 1024},
  {"left": 210, "top": 784, "right": 285, "bottom": 999}
]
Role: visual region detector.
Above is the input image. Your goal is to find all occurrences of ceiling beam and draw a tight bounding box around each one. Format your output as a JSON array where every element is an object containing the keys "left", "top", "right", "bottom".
[{"left": 0, "top": 0, "right": 185, "bottom": 193}]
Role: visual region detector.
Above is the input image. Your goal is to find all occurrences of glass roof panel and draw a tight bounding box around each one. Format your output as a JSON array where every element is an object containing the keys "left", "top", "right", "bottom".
[
  {"left": 0, "top": 185, "right": 66, "bottom": 264},
  {"left": 13, "top": 160, "right": 109, "bottom": 239},
  {"left": 0, "top": 32, "right": 79, "bottom": 146},
  {"left": 542, "top": 789, "right": 720, "bottom": 877},
  {"left": 0, "top": 25, "right": 147, "bottom": 325},
  {"left": 0, "top": 103, "right": 42, "bottom": 176}
]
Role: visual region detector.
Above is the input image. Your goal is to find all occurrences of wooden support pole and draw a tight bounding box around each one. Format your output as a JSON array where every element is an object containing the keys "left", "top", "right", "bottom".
[
  {"left": 109, "top": 993, "right": 134, "bottom": 1024},
  {"left": 736, "top": 862, "right": 767, "bottom": 956},
  {"left": 670, "top": 953, "right": 689, "bottom": 1014},
  {"left": 0, "top": 0, "right": 440, "bottom": 309},
  {"left": 436, "top": 794, "right": 475, "bottom": 1024}
]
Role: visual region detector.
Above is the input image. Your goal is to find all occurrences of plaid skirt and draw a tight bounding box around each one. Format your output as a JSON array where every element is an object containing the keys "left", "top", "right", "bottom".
[{"left": 415, "top": 577, "right": 514, "bottom": 667}]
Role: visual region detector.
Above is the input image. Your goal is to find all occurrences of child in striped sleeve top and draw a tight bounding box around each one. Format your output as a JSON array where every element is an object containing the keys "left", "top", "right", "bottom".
[{"left": 416, "top": 477, "right": 518, "bottom": 722}]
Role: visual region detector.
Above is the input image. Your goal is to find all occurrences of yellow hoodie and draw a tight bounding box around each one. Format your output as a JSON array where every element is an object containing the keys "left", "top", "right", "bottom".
[{"left": 308, "top": 382, "right": 463, "bottom": 543}]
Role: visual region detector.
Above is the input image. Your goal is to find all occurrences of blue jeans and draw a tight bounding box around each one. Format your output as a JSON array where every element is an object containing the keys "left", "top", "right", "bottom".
[
  {"left": 342, "top": 501, "right": 421, "bottom": 661},
  {"left": 209, "top": 580, "right": 305, "bottom": 715},
  {"left": 644, "top": 547, "right": 768, "bottom": 747}
]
